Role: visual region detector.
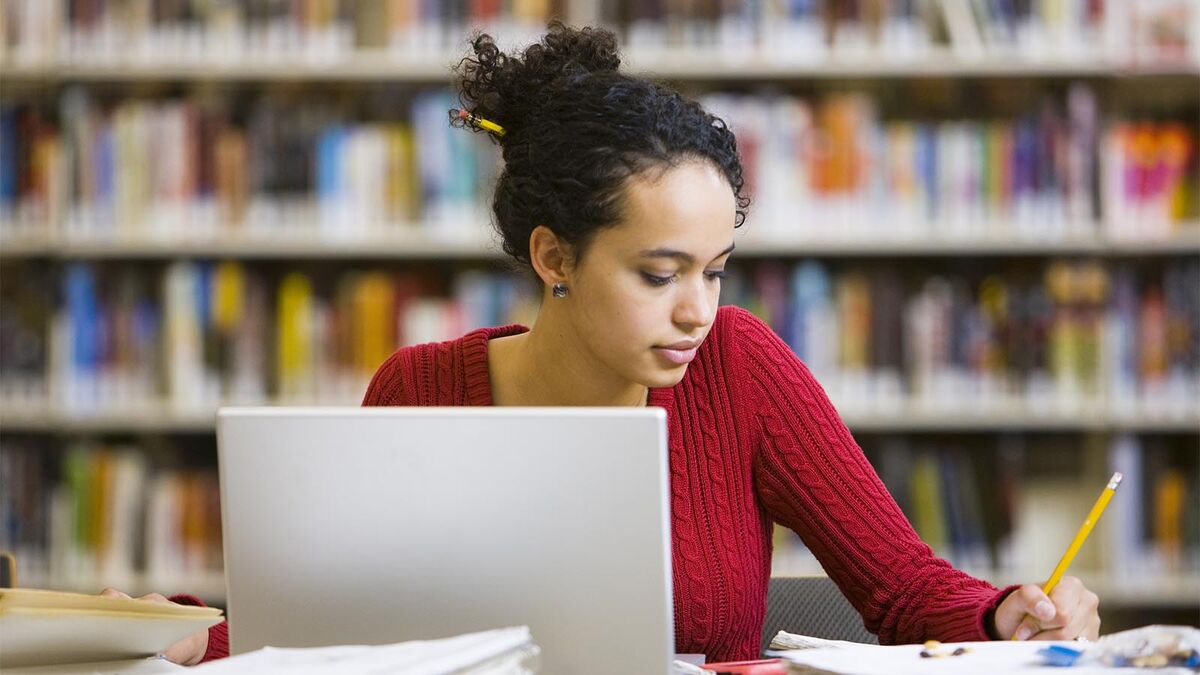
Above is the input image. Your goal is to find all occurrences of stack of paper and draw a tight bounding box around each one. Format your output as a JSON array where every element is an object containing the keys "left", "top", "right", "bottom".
[
  {"left": 191, "top": 626, "right": 540, "bottom": 675},
  {"left": 766, "top": 631, "right": 1123, "bottom": 674},
  {"left": 0, "top": 588, "right": 224, "bottom": 668}
]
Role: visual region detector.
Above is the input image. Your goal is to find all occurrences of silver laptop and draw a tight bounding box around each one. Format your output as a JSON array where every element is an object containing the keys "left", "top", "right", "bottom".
[{"left": 216, "top": 407, "right": 674, "bottom": 674}]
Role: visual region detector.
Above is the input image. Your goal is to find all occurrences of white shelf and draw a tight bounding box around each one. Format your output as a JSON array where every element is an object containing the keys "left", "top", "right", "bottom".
[
  {"left": 0, "top": 229, "right": 508, "bottom": 260},
  {"left": 626, "top": 50, "right": 1200, "bottom": 80},
  {"left": 2, "top": 227, "right": 1198, "bottom": 260},
  {"left": 17, "top": 571, "right": 226, "bottom": 605},
  {"left": 0, "top": 53, "right": 456, "bottom": 82},
  {"left": 3, "top": 400, "right": 1196, "bottom": 434},
  {"left": 736, "top": 228, "right": 1200, "bottom": 257},
  {"left": 0, "top": 404, "right": 221, "bottom": 433},
  {"left": 2, "top": 51, "right": 1197, "bottom": 81},
  {"left": 839, "top": 410, "right": 1200, "bottom": 434},
  {"left": 0, "top": 232, "right": 52, "bottom": 256}
]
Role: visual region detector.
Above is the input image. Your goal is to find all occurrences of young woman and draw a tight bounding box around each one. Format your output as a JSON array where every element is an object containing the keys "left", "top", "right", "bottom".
[{"left": 107, "top": 23, "right": 1100, "bottom": 665}]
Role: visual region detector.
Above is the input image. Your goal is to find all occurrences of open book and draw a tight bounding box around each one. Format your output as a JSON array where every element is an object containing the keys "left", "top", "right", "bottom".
[{"left": 0, "top": 588, "right": 224, "bottom": 668}]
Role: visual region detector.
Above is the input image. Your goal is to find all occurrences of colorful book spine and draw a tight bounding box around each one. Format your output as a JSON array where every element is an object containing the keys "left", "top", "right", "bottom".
[{"left": 1103, "top": 120, "right": 1198, "bottom": 239}]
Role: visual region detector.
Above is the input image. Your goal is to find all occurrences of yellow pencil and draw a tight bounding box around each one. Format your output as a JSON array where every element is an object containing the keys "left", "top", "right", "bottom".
[
  {"left": 452, "top": 108, "right": 506, "bottom": 137},
  {"left": 473, "top": 116, "right": 506, "bottom": 137},
  {"left": 1043, "top": 471, "right": 1123, "bottom": 594},
  {"left": 1011, "top": 471, "right": 1122, "bottom": 639}
]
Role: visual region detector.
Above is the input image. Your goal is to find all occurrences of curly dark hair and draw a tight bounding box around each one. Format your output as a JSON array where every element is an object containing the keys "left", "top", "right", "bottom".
[{"left": 452, "top": 22, "right": 749, "bottom": 267}]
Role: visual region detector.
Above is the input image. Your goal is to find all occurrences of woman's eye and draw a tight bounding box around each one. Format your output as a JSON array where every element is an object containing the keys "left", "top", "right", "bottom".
[
  {"left": 705, "top": 270, "right": 728, "bottom": 281},
  {"left": 642, "top": 273, "right": 674, "bottom": 286}
]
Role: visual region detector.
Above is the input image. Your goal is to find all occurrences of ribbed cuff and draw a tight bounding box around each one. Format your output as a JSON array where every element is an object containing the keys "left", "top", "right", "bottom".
[
  {"left": 980, "top": 584, "right": 1023, "bottom": 640},
  {"left": 200, "top": 620, "right": 230, "bottom": 662},
  {"left": 168, "top": 593, "right": 230, "bottom": 662}
]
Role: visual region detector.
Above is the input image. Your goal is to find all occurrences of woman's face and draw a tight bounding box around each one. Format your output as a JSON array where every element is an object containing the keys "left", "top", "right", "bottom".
[{"left": 563, "top": 160, "right": 737, "bottom": 389}]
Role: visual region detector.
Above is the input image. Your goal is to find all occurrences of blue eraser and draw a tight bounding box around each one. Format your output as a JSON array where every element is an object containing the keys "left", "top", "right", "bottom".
[{"left": 1037, "top": 645, "right": 1085, "bottom": 667}]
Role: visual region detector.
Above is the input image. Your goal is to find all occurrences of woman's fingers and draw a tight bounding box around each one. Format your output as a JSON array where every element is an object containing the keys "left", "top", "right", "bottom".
[
  {"left": 1005, "top": 584, "right": 1059, "bottom": 640},
  {"left": 1030, "top": 577, "right": 1100, "bottom": 641},
  {"left": 100, "top": 588, "right": 205, "bottom": 664},
  {"left": 162, "top": 630, "right": 209, "bottom": 666},
  {"left": 101, "top": 588, "right": 172, "bottom": 605}
]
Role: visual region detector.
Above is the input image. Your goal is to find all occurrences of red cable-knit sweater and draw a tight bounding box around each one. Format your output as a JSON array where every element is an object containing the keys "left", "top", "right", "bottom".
[{"left": 195, "top": 305, "right": 1011, "bottom": 663}]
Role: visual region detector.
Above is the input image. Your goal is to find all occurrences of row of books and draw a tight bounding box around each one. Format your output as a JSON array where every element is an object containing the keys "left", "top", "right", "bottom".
[
  {"left": 1, "top": 258, "right": 1195, "bottom": 417},
  {"left": 623, "top": 0, "right": 1198, "bottom": 64},
  {"left": 722, "top": 258, "right": 1200, "bottom": 416},
  {"left": 624, "top": 0, "right": 1091, "bottom": 57},
  {"left": 0, "top": 0, "right": 563, "bottom": 63},
  {"left": 703, "top": 86, "right": 1109, "bottom": 238},
  {"left": 0, "top": 441, "right": 222, "bottom": 591},
  {"left": 18, "top": 262, "right": 539, "bottom": 411},
  {"left": 0, "top": 89, "right": 497, "bottom": 237},
  {"left": 772, "top": 433, "right": 1200, "bottom": 578},
  {"left": 3, "top": 87, "right": 1195, "bottom": 241},
  {"left": 3, "top": 0, "right": 1195, "bottom": 65}
]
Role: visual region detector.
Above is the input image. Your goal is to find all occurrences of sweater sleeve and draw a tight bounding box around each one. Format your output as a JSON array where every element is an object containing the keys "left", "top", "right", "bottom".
[
  {"left": 168, "top": 594, "right": 229, "bottom": 662},
  {"left": 730, "top": 308, "right": 1013, "bottom": 644}
]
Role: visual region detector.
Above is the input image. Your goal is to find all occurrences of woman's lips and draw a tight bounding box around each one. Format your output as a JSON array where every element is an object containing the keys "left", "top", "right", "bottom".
[{"left": 653, "top": 345, "right": 699, "bottom": 365}]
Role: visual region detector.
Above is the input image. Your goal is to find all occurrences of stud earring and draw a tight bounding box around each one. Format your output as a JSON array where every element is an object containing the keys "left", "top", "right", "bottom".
[{"left": 552, "top": 283, "right": 568, "bottom": 298}]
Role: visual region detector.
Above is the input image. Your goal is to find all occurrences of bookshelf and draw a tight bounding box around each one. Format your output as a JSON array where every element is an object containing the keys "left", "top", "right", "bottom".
[
  {"left": 3, "top": 52, "right": 1199, "bottom": 82},
  {"left": 1, "top": 0, "right": 1197, "bottom": 625},
  {"left": 1, "top": 226, "right": 1199, "bottom": 259},
  {"left": 3, "top": 399, "right": 1198, "bottom": 435}
]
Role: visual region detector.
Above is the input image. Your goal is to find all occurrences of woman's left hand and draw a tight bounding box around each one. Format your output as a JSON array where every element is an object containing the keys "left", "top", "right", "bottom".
[{"left": 991, "top": 576, "right": 1100, "bottom": 642}]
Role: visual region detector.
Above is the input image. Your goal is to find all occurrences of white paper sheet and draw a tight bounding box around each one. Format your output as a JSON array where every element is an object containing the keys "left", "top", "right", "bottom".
[
  {"left": 189, "top": 626, "right": 538, "bottom": 675},
  {"left": 772, "top": 639, "right": 1190, "bottom": 675}
]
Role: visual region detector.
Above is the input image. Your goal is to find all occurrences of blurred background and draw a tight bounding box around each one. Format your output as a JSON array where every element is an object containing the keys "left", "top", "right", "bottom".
[{"left": 0, "top": 0, "right": 1197, "bottom": 631}]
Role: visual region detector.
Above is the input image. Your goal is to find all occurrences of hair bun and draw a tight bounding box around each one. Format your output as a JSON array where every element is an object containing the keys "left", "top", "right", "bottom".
[
  {"left": 530, "top": 22, "right": 621, "bottom": 76},
  {"left": 454, "top": 22, "right": 621, "bottom": 139}
]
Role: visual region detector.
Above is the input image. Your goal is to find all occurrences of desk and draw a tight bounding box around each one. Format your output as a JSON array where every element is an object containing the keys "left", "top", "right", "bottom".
[{"left": 1, "top": 658, "right": 183, "bottom": 675}]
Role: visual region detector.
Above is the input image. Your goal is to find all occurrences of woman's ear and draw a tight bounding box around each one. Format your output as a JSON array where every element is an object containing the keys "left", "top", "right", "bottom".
[{"left": 528, "top": 225, "right": 573, "bottom": 288}]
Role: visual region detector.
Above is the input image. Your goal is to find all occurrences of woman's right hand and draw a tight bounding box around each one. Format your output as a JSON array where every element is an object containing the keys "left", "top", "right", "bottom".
[{"left": 100, "top": 588, "right": 209, "bottom": 665}]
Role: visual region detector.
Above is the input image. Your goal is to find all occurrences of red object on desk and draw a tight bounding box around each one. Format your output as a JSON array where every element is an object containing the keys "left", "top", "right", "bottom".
[{"left": 699, "top": 658, "right": 787, "bottom": 674}]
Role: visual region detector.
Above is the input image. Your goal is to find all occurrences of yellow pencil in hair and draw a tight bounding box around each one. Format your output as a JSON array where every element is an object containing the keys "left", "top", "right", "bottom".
[
  {"left": 473, "top": 116, "right": 506, "bottom": 136},
  {"left": 452, "top": 108, "right": 506, "bottom": 137},
  {"left": 1011, "top": 471, "right": 1122, "bottom": 639}
]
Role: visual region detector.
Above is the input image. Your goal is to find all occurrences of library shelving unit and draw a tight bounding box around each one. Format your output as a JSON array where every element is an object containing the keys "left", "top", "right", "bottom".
[{"left": 1, "top": 2, "right": 1198, "bottom": 629}]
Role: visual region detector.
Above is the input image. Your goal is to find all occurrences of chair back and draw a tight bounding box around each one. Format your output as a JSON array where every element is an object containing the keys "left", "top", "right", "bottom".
[{"left": 761, "top": 575, "right": 879, "bottom": 653}]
